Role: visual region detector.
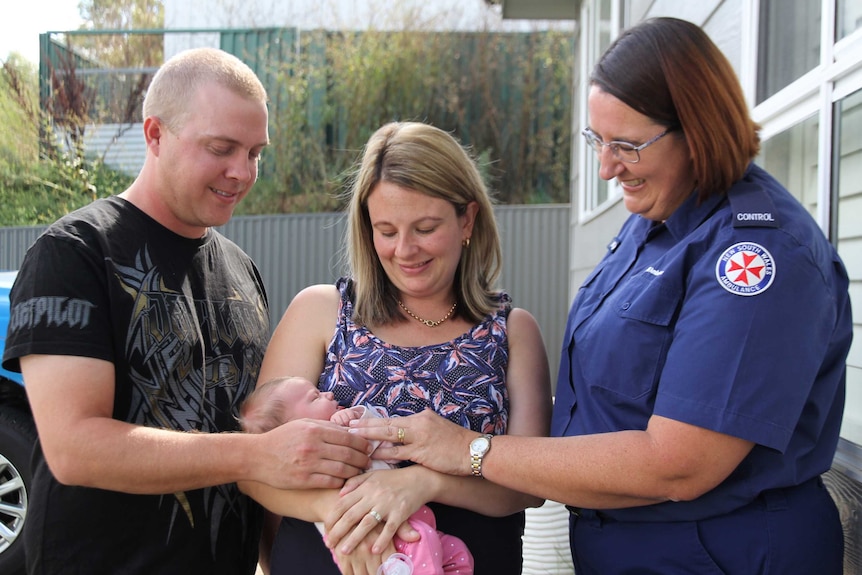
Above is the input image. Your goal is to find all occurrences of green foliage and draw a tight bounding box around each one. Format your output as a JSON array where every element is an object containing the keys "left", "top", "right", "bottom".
[
  {"left": 249, "top": 28, "right": 574, "bottom": 212},
  {"left": 0, "top": 55, "right": 39, "bottom": 168},
  {"left": 238, "top": 33, "right": 346, "bottom": 215},
  {"left": 0, "top": 154, "right": 133, "bottom": 226},
  {"left": 0, "top": 53, "right": 132, "bottom": 226},
  {"left": 79, "top": 0, "right": 164, "bottom": 31},
  {"left": 75, "top": 0, "right": 165, "bottom": 69},
  {"left": 1, "top": 23, "right": 573, "bottom": 226}
]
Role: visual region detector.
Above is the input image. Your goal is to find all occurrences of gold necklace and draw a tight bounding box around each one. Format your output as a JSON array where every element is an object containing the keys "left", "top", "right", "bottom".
[{"left": 397, "top": 299, "right": 457, "bottom": 327}]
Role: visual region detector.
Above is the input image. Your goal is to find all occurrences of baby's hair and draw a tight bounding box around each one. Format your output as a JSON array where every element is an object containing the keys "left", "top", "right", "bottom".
[{"left": 238, "top": 376, "right": 306, "bottom": 433}]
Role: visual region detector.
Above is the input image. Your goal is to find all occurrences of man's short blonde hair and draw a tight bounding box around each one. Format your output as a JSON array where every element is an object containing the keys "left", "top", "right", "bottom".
[{"left": 143, "top": 47, "right": 267, "bottom": 132}]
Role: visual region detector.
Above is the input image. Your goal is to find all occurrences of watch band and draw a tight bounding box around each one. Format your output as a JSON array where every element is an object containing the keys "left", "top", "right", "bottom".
[
  {"left": 470, "top": 453, "right": 482, "bottom": 476},
  {"left": 470, "top": 434, "right": 493, "bottom": 477}
]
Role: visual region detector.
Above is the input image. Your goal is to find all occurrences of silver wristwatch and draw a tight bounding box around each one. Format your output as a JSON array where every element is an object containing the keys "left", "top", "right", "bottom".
[{"left": 469, "top": 434, "right": 493, "bottom": 477}]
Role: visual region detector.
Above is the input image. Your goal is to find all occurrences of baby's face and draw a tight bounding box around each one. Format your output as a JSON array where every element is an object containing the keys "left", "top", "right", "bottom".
[{"left": 281, "top": 379, "right": 340, "bottom": 421}]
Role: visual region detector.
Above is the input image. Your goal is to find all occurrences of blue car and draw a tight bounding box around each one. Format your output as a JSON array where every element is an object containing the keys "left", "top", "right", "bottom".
[
  {"left": 0, "top": 272, "right": 23, "bottom": 385},
  {"left": 0, "top": 270, "right": 35, "bottom": 575}
]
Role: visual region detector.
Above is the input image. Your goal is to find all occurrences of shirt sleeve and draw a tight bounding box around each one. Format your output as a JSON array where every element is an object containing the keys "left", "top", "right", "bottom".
[
  {"left": 653, "top": 227, "right": 837, "bottom": 452},
  {"left": 2, "top": 231, "right": 115, "bottom": 371}
]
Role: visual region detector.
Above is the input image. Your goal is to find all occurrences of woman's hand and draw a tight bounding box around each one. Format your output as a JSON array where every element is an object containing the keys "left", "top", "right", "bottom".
[
  {"left": 329, "top": 523, "right": 398, "bottom": 575},
  {"left": 325, "top": 468, "right": 424, "bottom": 554},
  {"left": 350, "top": 409, "right": 476, "bottom": 476}
]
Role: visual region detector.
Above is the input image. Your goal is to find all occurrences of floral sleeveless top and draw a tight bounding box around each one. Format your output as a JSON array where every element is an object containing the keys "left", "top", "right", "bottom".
[{"left": 318, "top": 277, "right": 512, "bottom": 435}]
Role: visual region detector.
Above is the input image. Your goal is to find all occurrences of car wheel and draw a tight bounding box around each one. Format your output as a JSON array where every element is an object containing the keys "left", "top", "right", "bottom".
[{"left": 0, "top": 405, "right": 36, "bottom": 575}]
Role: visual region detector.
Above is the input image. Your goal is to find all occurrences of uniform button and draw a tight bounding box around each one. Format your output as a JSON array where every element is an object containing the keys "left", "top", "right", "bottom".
[{"left": 621, "top": 302, "right": 630, "bottom": 310}]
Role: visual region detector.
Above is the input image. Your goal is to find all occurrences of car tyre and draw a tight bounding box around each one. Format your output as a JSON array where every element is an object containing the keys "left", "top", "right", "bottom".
[{"left": 0, "top": 405, "right": 36, "bottom": 575}]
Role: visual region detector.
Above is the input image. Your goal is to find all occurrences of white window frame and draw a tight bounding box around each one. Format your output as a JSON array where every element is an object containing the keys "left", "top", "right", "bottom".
[
  {"left": 750, "top": 0, "right": 862, "bottom": 233},
  {"left": 749, "top": 0, "right": 862, "bottom": 452},
  {"left": 577, "top": 0, "right": 624, "bottom": 223}
]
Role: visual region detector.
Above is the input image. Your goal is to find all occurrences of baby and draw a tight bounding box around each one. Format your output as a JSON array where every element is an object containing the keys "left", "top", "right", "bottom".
[{"left": 239, "top": 376, "right": 475, "bottom": 575}]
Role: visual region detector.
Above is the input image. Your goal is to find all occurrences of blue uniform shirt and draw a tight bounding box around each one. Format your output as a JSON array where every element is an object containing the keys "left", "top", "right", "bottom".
[{"left": 552, "top": 163, "right": 852, "bottom": 522}]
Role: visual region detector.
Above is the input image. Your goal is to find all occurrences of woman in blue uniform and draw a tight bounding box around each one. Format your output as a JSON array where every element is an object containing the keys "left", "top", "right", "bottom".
[{"left": 354, "top": 17, "right": 852, "bottom": 574}]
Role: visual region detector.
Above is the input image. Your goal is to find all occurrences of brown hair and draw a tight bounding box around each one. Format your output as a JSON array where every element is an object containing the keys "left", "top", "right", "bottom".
[
  {"left": 342, "top": 121, "right": 502, "bottom": 326},
  {"left": 591, "top": 17, "right": 760, "bottom": 200}
]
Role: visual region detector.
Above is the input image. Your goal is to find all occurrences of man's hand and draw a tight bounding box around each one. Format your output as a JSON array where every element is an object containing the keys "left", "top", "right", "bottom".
[{"left": 261, "top": 418, "right": 371, "bottom": 489}]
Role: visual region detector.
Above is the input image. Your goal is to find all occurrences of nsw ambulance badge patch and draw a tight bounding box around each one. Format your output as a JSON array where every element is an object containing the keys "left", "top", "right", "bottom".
[{"left": 715, "top": 242, "right": 775, "bottom": 296}]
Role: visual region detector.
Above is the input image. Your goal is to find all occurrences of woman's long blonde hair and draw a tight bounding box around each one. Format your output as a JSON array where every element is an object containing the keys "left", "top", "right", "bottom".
[{"left": 342, "top": 122, "right": 502, "bottom": 326}]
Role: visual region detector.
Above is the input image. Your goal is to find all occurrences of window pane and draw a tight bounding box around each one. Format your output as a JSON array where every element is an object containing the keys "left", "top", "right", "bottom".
[
  {"left": 757, "top": 0, "right": 821, "bottom": 103},
  {"left": 583, "top": 0, "right": 614, "bottom": 212},
  {"left": 594, "top": 0, "right": 614, "bottom": 208},
  {"left": 599, "top": 0, "right": 612, "bottom": 48},
  {"left": 837, "top": 0, "right": 862, "bottom": 41},
  {"left": 755, "top": 116, "right": 819, "bottom": 219},
  {"left": 834, "top": 88, "right": 862, "bottom": 444}
]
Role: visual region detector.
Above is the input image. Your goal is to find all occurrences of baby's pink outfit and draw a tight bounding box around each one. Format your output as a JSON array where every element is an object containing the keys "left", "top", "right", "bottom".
[
  {"left": 393, "top": 505, "right": 474, "bottom": 574},
  {"left": 329, "top": 505, "right": 473, "bottom": 575},
  {"left": 331, "top": 406, "right": 474, "bottom": 574}
]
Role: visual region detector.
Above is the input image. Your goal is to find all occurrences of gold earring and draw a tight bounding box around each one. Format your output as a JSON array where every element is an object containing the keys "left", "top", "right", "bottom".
[{"left": 463, "top": 237, "right": 471, "bottom": 248}]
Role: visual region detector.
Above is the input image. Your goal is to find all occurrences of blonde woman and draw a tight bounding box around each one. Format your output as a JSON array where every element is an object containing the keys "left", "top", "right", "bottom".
[{"left": 241, "top": 121, "right": 552, "bottom": 574}]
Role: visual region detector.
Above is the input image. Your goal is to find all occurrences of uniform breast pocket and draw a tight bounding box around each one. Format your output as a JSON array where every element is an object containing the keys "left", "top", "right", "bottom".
[
  {"left": 616, "top": 274, "right": 680, "bottom": 326},
  {"left": 578, "top": 273, "right": 681, "bottom": 402}
]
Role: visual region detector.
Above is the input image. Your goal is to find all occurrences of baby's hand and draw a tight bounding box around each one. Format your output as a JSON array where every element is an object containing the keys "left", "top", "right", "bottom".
[{"left": 331, "top": 405, "right": 366, "bottom": 427}]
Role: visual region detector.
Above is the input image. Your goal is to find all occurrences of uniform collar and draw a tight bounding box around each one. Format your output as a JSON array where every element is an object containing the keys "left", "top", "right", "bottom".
[{"left": 660, "top": 187, "right": 726, "bottom": 243}]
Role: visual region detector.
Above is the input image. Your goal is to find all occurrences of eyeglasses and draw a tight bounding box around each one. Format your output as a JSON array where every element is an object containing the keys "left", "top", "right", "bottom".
[{"left": 581, "top": 127, "right": 671, "bottom": 164}]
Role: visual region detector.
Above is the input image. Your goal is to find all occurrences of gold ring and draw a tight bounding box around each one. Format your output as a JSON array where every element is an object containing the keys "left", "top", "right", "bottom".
[
  {"left": 369, "top": 509, "right": 383, "bottom": 523},
  {"left": 397, "top": 427, "right": 405, "bottom": 443}
]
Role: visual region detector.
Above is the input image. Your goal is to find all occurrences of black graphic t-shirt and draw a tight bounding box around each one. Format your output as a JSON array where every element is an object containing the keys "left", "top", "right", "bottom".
[{"left": 3, "top": 197, "right": 269, "bottom": 575}]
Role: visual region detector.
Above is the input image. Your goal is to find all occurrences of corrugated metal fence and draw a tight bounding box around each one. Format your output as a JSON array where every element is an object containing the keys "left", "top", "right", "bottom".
[{"left": 0, "top": 204, "right": 570, "bottom": 384}]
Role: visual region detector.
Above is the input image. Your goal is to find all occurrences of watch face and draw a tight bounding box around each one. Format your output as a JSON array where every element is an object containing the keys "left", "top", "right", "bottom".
[{"left": 471, "top": 436, "right": 490, "bottom": 454}]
